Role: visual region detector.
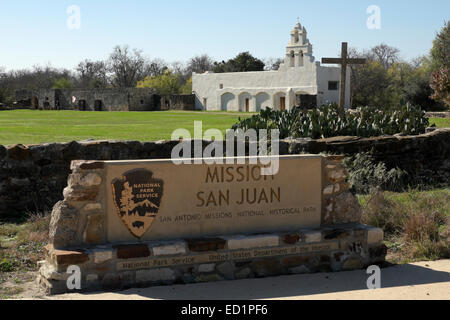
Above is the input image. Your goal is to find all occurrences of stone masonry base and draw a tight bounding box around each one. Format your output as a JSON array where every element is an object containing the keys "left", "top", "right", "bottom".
[{"left": 38, "top": 223, "right": 386, "bottom": 295}]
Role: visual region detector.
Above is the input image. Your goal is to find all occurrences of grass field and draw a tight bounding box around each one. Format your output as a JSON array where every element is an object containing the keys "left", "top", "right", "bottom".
[
  {"left": 0, "top": 110, "right": 448, "bottom": 146},
  {"left": 0, "top": 110, "right": 254, "bottom": 145},
  {"left": 429, "top": 117, "right": 450, "bottom": 128}
]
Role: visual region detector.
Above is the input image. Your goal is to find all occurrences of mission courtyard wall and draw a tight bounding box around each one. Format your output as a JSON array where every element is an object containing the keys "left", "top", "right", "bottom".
[{"left": 0, "top": 128, "right": 449, "bottom": 219}]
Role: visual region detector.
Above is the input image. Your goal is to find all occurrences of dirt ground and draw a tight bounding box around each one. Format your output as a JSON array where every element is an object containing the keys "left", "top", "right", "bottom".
[{"left": 3, "top": 260, "right": 449, "bottom": 300}]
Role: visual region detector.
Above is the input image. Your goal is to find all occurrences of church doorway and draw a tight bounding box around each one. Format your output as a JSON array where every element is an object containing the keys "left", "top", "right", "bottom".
[
  {"left": 94, "top": 100, "right": 103, "bottom": 111},
  {"left": 78, "top": 100, "right": 87, "bottom": 111},
  {"left": 245, "top": 98, "right": 250, "bottom": 112},
  {"left": 256, "top": 92, "right": 270, "bottom": 111},
  {"left": 31, "top": 96, "right": 39, "bottom": 109},
  {"left": 221, "top": 93, "right": 235, "bottom": 111},
  {"left": 296, "top": 94, "right": 317, "bottom": 109},
  {"left": 280, "top": 97, "right": 286, "bottom": 111},
  {"left": 274, "top": 92, "right": 287, "bottom": 111}
]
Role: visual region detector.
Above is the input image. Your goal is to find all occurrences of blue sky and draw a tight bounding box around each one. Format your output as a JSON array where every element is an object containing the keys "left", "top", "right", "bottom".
[{"left": 0, "top": 0, "right": 448, "bottom": 70}]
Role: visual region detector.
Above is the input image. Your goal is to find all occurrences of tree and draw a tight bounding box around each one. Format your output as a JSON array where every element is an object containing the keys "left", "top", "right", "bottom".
[
  {"left": 263, "top": 58, "right": 284, "bottom": 71},
  {"left": 52, "top": 77, "right": 74, "bottom": 89},
  {"left": 351, "top": 60, "right": 392, "bottom": 107},
  {"left": 186, "top": 55, "right": 215, "bottom": 74},
  {"left": 108, "top": 45, "right": 147, "bottom": 88},
  {"left": 180, "top": 77, "right": 192, "bottom": 94},
  {"left": 137, "top": 70, "right": 182, "bottom": 95},
  {"left": 370, "top": 43, "right": 400, "bottom": 70},
  {"left": 430, "top": 21, "right": 450, "bottom": 107},
  {"left": 430, "top": 21, "right": 450, "bottom": 70},
  {"left": 213, "top": 52, "right": 265, "bottom": 73},
  {"left": 76, "top": 59, "right": 108, "bottom": 88},
  {"left": 142, "top": 58, "right": 168, "bottom": 78},
  {"left": 431, "top": 67, "right": 450, "bottom": 106}
]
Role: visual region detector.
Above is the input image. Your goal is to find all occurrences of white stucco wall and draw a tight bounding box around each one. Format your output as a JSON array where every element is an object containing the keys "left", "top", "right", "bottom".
[
  {"left": 192, "top": 60, "right": 319, "bottom": 111},
  {"left": 317, "top": 65, "right": 351, "bottom": 109},
  {"left": 192, "top": 23, "right": 352, "bottom": 111}
]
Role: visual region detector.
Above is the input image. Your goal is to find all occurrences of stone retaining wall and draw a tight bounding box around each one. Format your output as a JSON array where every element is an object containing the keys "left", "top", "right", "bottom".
[{"left": 1, "top": 128, "right": 449, "bottom": 218}]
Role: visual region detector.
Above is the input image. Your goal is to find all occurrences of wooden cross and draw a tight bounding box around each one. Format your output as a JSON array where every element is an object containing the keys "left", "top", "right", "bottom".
[{"left": 322, "top": 42, "right": 366, "bottom": 112}]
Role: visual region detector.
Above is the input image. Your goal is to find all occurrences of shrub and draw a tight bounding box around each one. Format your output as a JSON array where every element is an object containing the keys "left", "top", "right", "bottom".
[
  {"left": 359, "top": 189, "right": 450, "bottom": 262},
  {"left": 232, "top": 107, "right": 299, "bottom": 139},
  {"left": 232, "top": 104, "right": 429, "bottom": 139},
  {"left": 343, "top": 152, "right": 407, "bottom": 194},
  {"left": 403, "top": 211, "right": 446, "bottom": 243},
  {"left": 360, "top": 191, "right": 407, "bottom": 235},
  {"left": 0, "top": 258, "right": 15, "bottom": 272}
]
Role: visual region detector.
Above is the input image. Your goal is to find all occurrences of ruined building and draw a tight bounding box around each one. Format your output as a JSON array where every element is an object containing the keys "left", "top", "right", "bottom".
[{"left": 19, "top": 88, "right": 195, "bottom": 111}]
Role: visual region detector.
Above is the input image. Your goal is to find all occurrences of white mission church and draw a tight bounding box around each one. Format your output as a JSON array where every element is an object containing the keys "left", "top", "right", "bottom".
[{"left": 192, "top": 22, "right": 351, "bottom": 112}]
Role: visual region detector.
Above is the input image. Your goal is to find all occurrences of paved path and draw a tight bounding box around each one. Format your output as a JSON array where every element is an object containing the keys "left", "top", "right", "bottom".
[{"left": 40, "top": 260, "right": 450, "bottom": 300}]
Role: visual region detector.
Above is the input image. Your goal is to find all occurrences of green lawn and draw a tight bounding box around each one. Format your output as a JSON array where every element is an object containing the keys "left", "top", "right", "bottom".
[
  {"left": 0, "top": 110, "right": 253, "bottom": 146},
  {"left": 429, "top": 117, "right": 450, "bottom": 128},
  {"left": 0, "top": 111, "right": 448, "bottom": 146}
]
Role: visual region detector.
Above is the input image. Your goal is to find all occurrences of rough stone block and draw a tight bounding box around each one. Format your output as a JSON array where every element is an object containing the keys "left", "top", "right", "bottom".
[
  {"left": 51, "top": 249, "right": 89, "bottom": 265},
  {"left": 102, "top": 273, "right": 122, "bottom": 290},
  {"left": 86, "top": 274, "right": 99, "bottom": 282},
  {"left": 187, "top": 238, "right": 226, "bottom": 252},
  {"left": 83, "top": 203, "right": 102, "bottom": 212},
  {"left": 69, "top": 173, "right": 102, "bottom": 188},
  {"left": 323, "top": 185, "right": 334, "bottom": 196},
  {"left": 7, "top": 144, "right": 30, "bottom": 160},
  {"left": 63, "top": 187, "right": 99, "bottom": 202},
  {"left": 252, "top": 259, "right": 284, "bottom": 277},
  {"left": 49, "top": 201, "right": 80, "bottom": 249},
  {"left": 217, "top": 261, "right": 235, "bottom": 279},
  {"left": 136, "top": 268, "right": 176, "bottom": 283},
  {"left": 304, "top": 231, "right": 322, "bottom": 243},
  {"left": 282, "top": 233, "right": 301, "bottom": 244},
  {"left": 227, "top": 235, "right": 279, "bottom": 250},
  {"left": 10, "top": 178, "right": 30, "bottom": 187},
  {"left": 367, "top": 227, "right": 384, "bottom": 244},
  {"left": 115, "top": 244, "right": 150, "bottom": 260},
  {"left": 195, "top": 274, "right": 223, "bottom": 283},
  {"left": 198, "top": 263, "right": 216, "bottom": 273},
  {"left": 84, "top": 214, "right": 105, "bottom": 245},
  {"left": 342, "top": 258, "right": 363, "bottom": 271},
  {"left": 289, "top": 265, "right": 310, "bottom": 274},
  {"left": 71, "top": 160, "right": 105, "bottom": 171},
  {"left": 328, "top": 169, "right": 346, "bottom": 183},
  {"left": 94, "top": 249, "right": 113, "bottom": 264},
  {"left": 151, "top": 242, "right": 186, "bottom": 256},
  {"left": 40, "top": 264, "right": 69, "bottom": 281},
  {"left": 235, "top": 268, "right": 252, "bottom": 279},
  {"left": 280, "top": 255, "right": 310, "bottom": 267}
]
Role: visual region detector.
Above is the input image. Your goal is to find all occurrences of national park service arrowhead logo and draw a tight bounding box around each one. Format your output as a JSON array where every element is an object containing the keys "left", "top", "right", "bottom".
[{"left": 111, "top": 169, "right": 164, "bottom": 239}]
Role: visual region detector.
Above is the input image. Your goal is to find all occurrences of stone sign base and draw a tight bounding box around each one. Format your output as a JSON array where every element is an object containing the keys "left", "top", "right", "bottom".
[{"left": 38, "top": 223, "right": 386, "bottom": 295}]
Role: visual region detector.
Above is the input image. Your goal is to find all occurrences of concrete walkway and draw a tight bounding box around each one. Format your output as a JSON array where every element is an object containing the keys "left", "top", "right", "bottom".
[{"left": 41, "top": 260, "right": 450, "bottom": 300}]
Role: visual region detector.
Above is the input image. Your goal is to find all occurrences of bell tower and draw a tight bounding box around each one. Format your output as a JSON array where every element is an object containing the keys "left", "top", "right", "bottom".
[{"left": 285, "top": 21, "right": 313, "bottom": 68}]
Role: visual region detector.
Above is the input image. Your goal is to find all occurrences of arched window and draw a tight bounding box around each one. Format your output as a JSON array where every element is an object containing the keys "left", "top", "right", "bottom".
[
  {"left": 298, "top": 50, "right": 304, "bottom": 67},
  {"left": 289, "top": 50, "right": 295, "bottom": 67}
]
